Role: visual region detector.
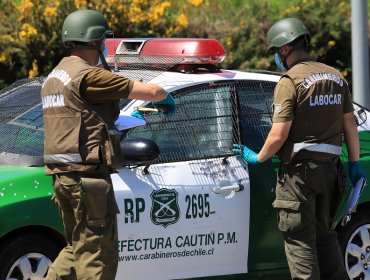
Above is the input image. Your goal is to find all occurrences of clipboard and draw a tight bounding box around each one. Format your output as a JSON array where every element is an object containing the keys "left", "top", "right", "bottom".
[{"left": 341, "top": 177, "right": 367, "bottom": 226}]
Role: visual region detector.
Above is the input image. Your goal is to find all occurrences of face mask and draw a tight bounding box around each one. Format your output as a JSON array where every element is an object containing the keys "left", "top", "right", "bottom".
[{"left": 274, "top": 53, "right": 286, "bottom": 71}]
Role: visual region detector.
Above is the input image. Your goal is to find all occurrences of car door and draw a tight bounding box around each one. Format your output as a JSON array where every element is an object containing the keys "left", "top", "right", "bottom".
[
  {"left": 235, "top": 80, "right": 287, "bottom": 272},
  {"left": 112, "top": 81, "right": 251, "bottom": 280}
]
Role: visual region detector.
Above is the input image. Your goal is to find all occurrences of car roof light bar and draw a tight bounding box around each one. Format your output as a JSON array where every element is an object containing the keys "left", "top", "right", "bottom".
[{"left": 105, "top": 38, "right": 227, "bottom": 64}]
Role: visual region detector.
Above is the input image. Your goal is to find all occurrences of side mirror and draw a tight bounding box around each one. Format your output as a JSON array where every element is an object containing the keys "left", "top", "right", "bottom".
[{"left": 120, "top": 137, "right": 160, "bottom": 164}]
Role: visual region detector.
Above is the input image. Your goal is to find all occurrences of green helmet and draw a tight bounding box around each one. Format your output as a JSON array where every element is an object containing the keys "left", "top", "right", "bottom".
[
  {"left": 62, "top": 9, "right": 112, "bottom": 46},
  {"left": 266, "top": 18, "right": 310, "bottom": 54}
]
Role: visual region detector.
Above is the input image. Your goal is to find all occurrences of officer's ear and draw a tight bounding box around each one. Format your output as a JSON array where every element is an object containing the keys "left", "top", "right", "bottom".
[{"left": 280, "top": 44, "right": 293, "bottom": 56}]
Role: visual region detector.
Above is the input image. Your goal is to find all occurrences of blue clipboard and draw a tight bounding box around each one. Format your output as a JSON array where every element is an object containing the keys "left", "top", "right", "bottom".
[{"left": 341, "top": 177, "right": 367, "bottom": 226}]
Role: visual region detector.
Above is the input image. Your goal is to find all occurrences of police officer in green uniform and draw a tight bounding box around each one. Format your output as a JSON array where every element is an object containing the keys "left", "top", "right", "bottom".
[
  {"left": 41, "top": 10, "right": 175, "bottom": 280},
  {"left": 234, "top": 18, "right": 366, "bottom": 279}
]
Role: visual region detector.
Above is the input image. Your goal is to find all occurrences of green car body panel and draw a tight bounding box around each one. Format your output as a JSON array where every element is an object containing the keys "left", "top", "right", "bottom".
[
  {"left": 1, "top": 129, "right": 370, "bottom": 279},
  {"left": 247, "top": 130, "right": 370, "bottom": 275},
  {"left": 248, "top": 158, "right": 286, "bottom": 271},
  {"left": 0, "top": 164, "right": 290, "bottom": 279},
  {"left": 1, "top": 73, "right": 369, "bottom": 279},
  {"left": 0, "top": 166, "right": 63, "bottom": 239},
  {"left": 332, "top": 130, "right": 370, "bottom": 228},
  {"left": 1, "top": 132, "right": 369, "bottom": 279}
]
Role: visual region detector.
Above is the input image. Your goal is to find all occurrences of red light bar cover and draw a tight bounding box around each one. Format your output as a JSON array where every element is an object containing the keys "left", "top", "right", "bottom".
[
  {"left": 105, "top": 38, "right": 124, "bottom": 57},
  {"left": 105, "top": 38, "right": 227, "bottom": 64}
]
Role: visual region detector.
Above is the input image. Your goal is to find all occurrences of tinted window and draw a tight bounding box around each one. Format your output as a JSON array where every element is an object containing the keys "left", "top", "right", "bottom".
[
  {"left": 0, "top": 78, "right": 45, "bottom": 166},
  {"left": 128, "top": 82, "right": 240, "bottom": 163},
  {"left": 236, "top": 80, "right": 276, "bottom": 150}
]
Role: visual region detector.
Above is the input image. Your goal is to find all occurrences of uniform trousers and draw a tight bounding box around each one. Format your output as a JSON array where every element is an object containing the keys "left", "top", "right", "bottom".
[
  {"left": 44, "top": 171, "right": 119, "bottom": 280},
  {"left": 273, "top": 159, "right": 348, "bottom": 280}
]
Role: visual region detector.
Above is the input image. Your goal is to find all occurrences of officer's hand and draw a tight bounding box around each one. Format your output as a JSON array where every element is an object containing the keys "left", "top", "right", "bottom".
[
  {"left": 232, "top": 144, "right": 260, "bottom": 165},
  {"left": 131, "top": 110, "right": 145, "bottom": 120},
  {"left": 349, "top": 161, "right": 367, "bottom": 187},
  {"left": 152, "top": 94, "right": 176, "bottom": 114}
]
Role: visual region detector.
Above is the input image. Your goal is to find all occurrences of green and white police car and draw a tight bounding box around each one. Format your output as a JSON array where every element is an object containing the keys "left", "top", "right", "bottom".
[{"left": 0, "top": 38, "right": 370, "bottom": 280}]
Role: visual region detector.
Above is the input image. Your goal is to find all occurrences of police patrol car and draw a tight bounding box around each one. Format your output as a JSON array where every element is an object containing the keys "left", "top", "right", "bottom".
[{"left": 0, "top": 38, "right": 370, "bottom": 280}]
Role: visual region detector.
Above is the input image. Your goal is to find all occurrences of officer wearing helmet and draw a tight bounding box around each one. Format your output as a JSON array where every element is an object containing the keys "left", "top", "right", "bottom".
[
  {"left": 41, "top": 10, "right": 175, "bottom": 280},
  {"left": 234, "top": 18, "right": 366, "bottom": 279}
]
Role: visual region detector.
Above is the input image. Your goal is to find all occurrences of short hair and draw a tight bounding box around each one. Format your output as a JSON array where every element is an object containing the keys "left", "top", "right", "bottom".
[
  {"left": 291, "top": 35, "right": 310, "bottom": 52},
  {"left": 65, "top": 41, "right": 97, "bottom": 50}
]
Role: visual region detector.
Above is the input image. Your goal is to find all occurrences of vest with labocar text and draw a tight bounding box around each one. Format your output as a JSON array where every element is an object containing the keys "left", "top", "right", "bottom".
[
  {"left": 41, "top": 56, "right": 122, "bottom": 174},
  {"left": 277, "top": 60, "right": 353, "bottom": 162}
]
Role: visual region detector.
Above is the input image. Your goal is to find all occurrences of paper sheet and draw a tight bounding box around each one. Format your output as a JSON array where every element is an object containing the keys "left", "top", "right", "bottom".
[{"left": 115, "top": 114, "right": 146, "bottom": 130}]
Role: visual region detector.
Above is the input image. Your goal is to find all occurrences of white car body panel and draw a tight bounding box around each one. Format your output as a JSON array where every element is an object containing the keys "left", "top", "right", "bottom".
[
  {"left": 111, "top": 69, "right": 280, "bottom": 279},
  {"left": 113, "top": 157, "right": 250, "bottom": 279}
]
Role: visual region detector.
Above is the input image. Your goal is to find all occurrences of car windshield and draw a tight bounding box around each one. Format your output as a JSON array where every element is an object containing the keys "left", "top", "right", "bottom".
[
  {"left": 0, "top": 78, "right": 45, "bottom": 166},
  {"left": 0, "top": 77, "right": 133, "bottom": 167}
]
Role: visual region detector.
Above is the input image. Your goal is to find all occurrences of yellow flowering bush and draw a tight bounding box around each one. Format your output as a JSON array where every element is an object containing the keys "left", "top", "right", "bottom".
[
  {"left": 44, "top": 7, "right": 58, "bottom": 21},
  {"left": 176, "top": 14, "right": 189, "bottom": 29},
  {"left": 187, "top": 0, "right": 202, "bottom": 7},
  {"left": 328, "top": 40, "right": 336, "bottom": 47},
  {"left": 278, "top": 0, "right": 352, "bottom": 78},
  {"left": 19, "top": 23, "right": 38, "bottom": 43},
  {"left": 0, "top": 0, "right": 203, "bottom": 87},
  {"left": 147, "top": 2, "right": 171, "bottom": 22},
  {"left": 28, "top": 60, "right": 39, "bottom": 78},
  {"left": 0, "top": 54, "right": 7, "bottom": 63},
  {"left": 74, "top": 0, "right": 88, "bottom": 9},
  {"left": 0, "top": 0, "right": 356, "bottom": 88},
  {"left": 16, "top": 0, "right": 35, "bottom": 21}
]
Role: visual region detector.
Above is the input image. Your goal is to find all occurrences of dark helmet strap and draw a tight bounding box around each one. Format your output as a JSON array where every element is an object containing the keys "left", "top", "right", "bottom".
[
  {"left": 97, "top": 44, "right": 112, "bottom": 72},
  {"left": 304, "top": 34, "right": 310, "bottom": 49},
  {"left": 277, "top": 47, "right": 291, "bottom": 70}
]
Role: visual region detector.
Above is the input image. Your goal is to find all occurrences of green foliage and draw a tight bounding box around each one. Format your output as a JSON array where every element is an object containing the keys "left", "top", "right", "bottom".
[
  {"left": 0, "top": 0, "right": 363, "bottom": 89},
  {"left": 178, "top": 0, "right": 353, "bottom": 79},
  {"left": 0, "top": 0, "right": 72, "bottom": 85}
]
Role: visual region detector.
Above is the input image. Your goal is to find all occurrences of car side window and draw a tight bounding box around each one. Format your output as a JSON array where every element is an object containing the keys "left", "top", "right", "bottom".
[
  {"left": 127, "top": 82, "right": 240, "bottom": 163},
  {"left": 236, "top": 80, "right": 276, "bottom": 150}
]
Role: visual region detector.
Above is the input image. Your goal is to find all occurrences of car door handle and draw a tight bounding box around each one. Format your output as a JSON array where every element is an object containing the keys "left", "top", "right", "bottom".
[{"left": 212, "top": 184, "right": 244, "bottom": 194}]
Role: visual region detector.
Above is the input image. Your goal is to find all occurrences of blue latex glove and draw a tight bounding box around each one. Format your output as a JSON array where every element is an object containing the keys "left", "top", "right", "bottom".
[
  {"left": 131, "top": 110, "right": 145, "bottom": 120},
  {"left": 152, "top": 94, "right": 176, "bottom": 114},
  {"left": 233, "top": 144, "right": 260, "bottom": 165},
  {"left": 349, "top": 161, "right": 367, "bottom": 187}
]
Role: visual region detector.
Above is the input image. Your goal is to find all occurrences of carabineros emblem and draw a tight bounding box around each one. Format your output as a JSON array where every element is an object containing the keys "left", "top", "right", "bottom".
[{"left": 150, "top": 189, "right": 180, "bottom": 227}]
